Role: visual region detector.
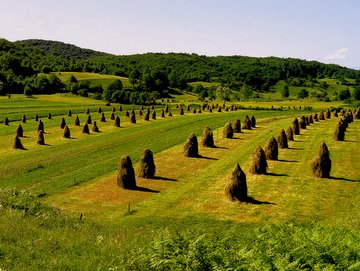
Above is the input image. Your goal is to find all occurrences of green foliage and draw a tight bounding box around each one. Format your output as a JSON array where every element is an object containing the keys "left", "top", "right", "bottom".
[
  {"left": 297, "top": 88, "right": 309, "bottom": 99},
  {"left": 282, "top": 85, "right": 290, "bottom": 98},
  {"left": 353, "top": 86, "right": 360, "bottom": 100},
  {"left": 338, "top": 88, "right": 351, "bottom": 100}
]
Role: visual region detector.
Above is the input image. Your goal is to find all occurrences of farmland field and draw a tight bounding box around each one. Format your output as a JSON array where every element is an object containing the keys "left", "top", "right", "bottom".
[{"left": 0, "top": 94, "right": 359, "bottom": 270}]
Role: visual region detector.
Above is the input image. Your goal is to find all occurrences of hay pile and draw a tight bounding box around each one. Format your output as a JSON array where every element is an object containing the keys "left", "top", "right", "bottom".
[
  {"left": 225, "top": 164, "right": 248, "bottom": 202},
  {"left": 277, "top": 129, "right": 288, "bottom": 148},
  {"left": 137, "top": 149, "right": 156, "bottom": 178},
  {"left": 92, "top": 121, "right": 99, "bottom": 132},
  {"left": 311, "top": 142, "right": 331, "bottom": 178},
  {"left": 250, "top": 146, "right": 267, "bottom": 174},
  {"left": 318, "top": 111, "right": 325, "bottom": 120},
  {"left": 37, "top": 130, "right": 45, "bottom": 145},
  {"left": 291, "top": 118, "right": 300, "bottom": 135},
  {"left": 251, "top": 116, "right": 256, "bottom": 128},
  {"left": 265, "top": 136, "right": 278, "bottom": 160},
  {"left": 86, "top": 115, "right": 92, "bottom": 124},
  {"left": 201, "top": 127, "right": 214, "bottom": 147},
  {"left": 4, "top": 117, "right": 9, "bottom": 126},
  {"left": 151, "top": 111, "right": 156, "bottom": 120},
  {"left": 217, "top": 106, "right": 222, "bottom": 112},
  {"left": 109, "top": 112, "right": 115, "bottom": 120},
  {"left": 242, "top": 115, "right": 252, "bottom": 130},
  {"left": 68, "top": 110, "right": 72, "bottom": 117},
  {"left": 13, "top": 136, "right": 24, "bottom": 149},
  {"left": 60, "top": 117, "right": 66, "bottom": 129},
  {"left": 63, "top": 125, "right": 71, "bottom": 138},
  {"left": 114, "top": 116, "right": 120, "bottom": 127},
  {"left": 233, "top": 119, "right": 241, "bottom": 133},
  {"left": 100, "top": 113, "right": 106, "bottom": 122},
  {"left": 125, "top": 111, "right": 130, "bottom": 117},
  {"left": 325, "top": 109, "right": 331, "bottom": 119},
  {"left": 179, "top": 107, "right": 184, "bottom": 115},
  {"left": 332, "top": 110, "right": 338, "bottom": 118},
  {"left": 286, "top": 126, "right": 294, "bottom": 141},
  {"left": 130, "top": 113, "right": 136, "bottom": 124},
  {"left": 16, "top": 124, "right": 23, "bottom": 137},
  {"left": 82, "top": 123, "right": 90, "bottom": 134},
  {"left": 223, "top": 122, "right": 234, "bottom": 139},
  {"left": 117, "top": 155, "right": 136, "bottom": 189},
  {"left": 168, "top": 111, "right": 173, "bottom": 117},
  {"left": 35, "top": 114, "right": 39, "bottom": 121},
  {"left": 74, "top": 115, "right": 80, "bottom": 126},
  {"left": 309, "top": 114, "right": 314, "bottom": 124},
  {"left": 144, "top": 112, "right": 150, "bottom": 121},
  {"left": 22, "top": 114, "right": 26, "bottom": 123},
  {"left": 183, "top": 133, "right": 199, "bottom": 157},
  {"left": 333, "top": 122, "right": 345, "bottom": 141},
  {"left": 299, "top": 116, "right": 306, "bottom": 129},
  {"left": 47, "top": 113, "right": 52, "bottom": 119},
  {"left": 313, "top": 113, "right": 318, "bottom": 122},
  {"left": 37, "top": 120, "right": 44, "bottom": 132},
  {"left": 85, "top": 108, "right": 90, "bottom": 114},
  {"left": 98, "top": 107, "right": 102, "bottom": 113},
  {"left": 160, "top": 109, "right": 165, "bottom": 118}
]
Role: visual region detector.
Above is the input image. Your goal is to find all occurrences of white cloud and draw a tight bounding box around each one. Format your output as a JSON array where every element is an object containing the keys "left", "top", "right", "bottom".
[{"left": 324, "top": 48, "right": 348, "bottom": 60}]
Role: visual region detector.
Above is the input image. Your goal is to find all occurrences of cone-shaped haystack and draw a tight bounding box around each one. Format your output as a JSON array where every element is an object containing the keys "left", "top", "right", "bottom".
[
  {"left": 311, "top": 142, "right": 331, "bottom": 178},
  {"left": 168, "top": 111, "right": 173, "bottom": 117},
  {"left": 35, "top": 114, "right": 39, "bottom": 121},
  {"left": 92, "top": 121, "right": 99, "bottom": 132},
  {"left": 202, "top": 127, "right": 214, "bottom": 147},
  {"left": 192, "top": 108, "right": 196, "bottom": 114},
  {"left": 165, "top": 105, "right": 169, "bottom": 113},
  {"left": 309, "top": 114, "right": 314, "bottom": 124},
  {"left": 117, "top": 155, "right": 136, "bottom": 189},
  {"left": 22, "top": 114, "right": 26, "bottom": 123},
  {"left": 333, "top": 123, "right": 345, "bottom": 141},
  {"left": 187, "top": 105, "right": 190, "bottom": 112},
  {"left": 160, "top": 109, "right": 165, "bottom": 118},
  {"left": 138, "top": 149, "right": 156, "bottom": 178},
  {"left": 4, "top": 117, "right": 9, "bottom": 126},
  {"left": 98, "top": 107, "right": 102, "bottom": 113},
  {"left": 325, "top": 109, "right": 331, "bottom": 119},
  {"left": 250, "top": 146, "right": 267, "bottom": 174},
  {"left": 313, "top": 113, "right": 319, "bottom": 122},
  {"left": 100, "top": 112, "right": 106, "bottom": 122},
  {"left": 299, "top": 116, "right": 306, "bottom": 129},
  {"left": 109, "top": 112, "right": 115, "bottom": 120},
  {"left": 16, "top": 124, "right": 23, "bottom": 137},
  {"left": 60, "top": 117, "right": 66, "bottom": 129},
  {"left": 332, "top": 110, "right": 338, "bottom": 118},
  {"left": 223, "top": 122, "right": 234, "bottom": 139},
  {"left": 37, "top": 120, "right": 44, "bottom": 132},
  {"left": 251, "top": 116, "right": 256, "bottom": 128},
  {"left": 139, "top": 110, "right": 143, "bottom": 117},
  {"left": 217, "top": 106, "right": 222, "bottom": 112},
  {"left": 47, "top": 112, "right": 52, "bottom": 119},
  {"left": 13, "top": 135, "right": 24, "bottom": 149},
  {"left": 277, "top": 129, "right": 288, "bottom": 148},
  {"left": 144, "top": 112, "right": 150, "bottom": 121},
  {"left": 183, "top": 133, "right": 199, "bottom": 157},
  {"left": 119, "top": 105, "right": 122, "bottom": 112},
  {"left": 152, "top": 111, "right": 156, "bottom": 120},
  {"left": 233, "top": 119, "right": 241, "bottom": 133},
  {"left": 74, "top": 115, "right": 80, "bottom": 126},
  {"left": 82, "top": 123, "right": 90, "bottom": 134},
  {"left": 114, "top": 116, "right": 120, "bottom": 127},
  {"left": 292, "top": 118, "right": 300, "bottom": 135},
  {"left": 85, "top": 108, "right": 90, "bottom": 114},
  {"left": 265, "top": 136, "right": 278, "bottom": 160},
  {"left": 318, "top": 111, "right": 325, "bottom": 120},
  {"left": 63, "top": 125, "right": 71, "bottom": 138},
  {"left": 225, "top": 164, "right": 248, "bottom": 202},
  {"left": 130, "top": 113, "right": 136, "bottom": 124},
  {"left": 179, "top": 107, "right": 184, "bottom": 115},
  {"left": 87, "top": 115, "right": 92, "bottom": 124},
  {"left": 286, "top": 126, "right": 294, "bottom": 141},
  {"left": 241, "top": 115, "right": 252, "bottom": 130},
  {"left": 37, "top": 130, "right": 45, "bottom": 145},
  {"left": 354, "top": 108, "right": 360, "bottom": 119},
  {"left": 68, "top": 110, "right": 72, "bottom": 117},
  {"left": 305, "top": 116, "right": 310, "bottom": 126},
  {"left": 125, "top": 111, "right": 130, "bottom": 117}
]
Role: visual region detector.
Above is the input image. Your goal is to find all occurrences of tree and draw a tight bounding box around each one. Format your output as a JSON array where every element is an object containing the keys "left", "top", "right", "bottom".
[
  {"left": 338, "top": 88, "right": 351, "bottom": 100},
  {"left": 216, "top": 85, "right": 231, "bottom": 102},
  {"left": 297, "top": 88, "right": 309, "bottom": 99},
  {"left": 103, "top": 79, "right": 123, "bottom": 102},
  {"left": 282, "top": 85, "right": 290, "bottom": 98},
  {"left": 353, "top": 86, "right": 360, "bottom": 100},
  {"left": 129, "top": 69, "right": 141, "bottom": 90}
]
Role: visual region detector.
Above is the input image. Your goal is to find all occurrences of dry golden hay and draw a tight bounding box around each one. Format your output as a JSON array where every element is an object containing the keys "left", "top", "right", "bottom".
[
  {"left": 179, "top": 107, "right": 184, "bottom": 115},
  {"left": 318, "top": 111, "right": 325, "bottom": 120},
  {"left": 223, "top": 122, "right": 234, "bottom": 139},
  {"left": 332, "top": 110, "right": 338, "bottom": 118},
  {"left": 60, "top": 117, "right": 66, "bottom": 129},
  {"left": 211, "top": 104, "right": 215, "bottom": 109},
  {"left": 137, "top": 149, "right": 156, "bottom": 178},
  {"left": 4, "top": 117, "right": 9, "bottom": 126},
  {"left": 92, "top": 121, "right": 99, "bottom": 132},
  {"left": 225, "top": 163, "right": 248, "bottom": 202},
  {"left": 131, "top": 109, "right": 135, "bottom": 115},
  {"left": 309, "top": 114, "right": 314, "bottom": 124},
  {"left": 47, "top": 112, "right": 51, "bottom": 119},
  {"left": 277, "top": 129, "right": 288, "bottom": 148},
  {"left": 187, "top": 105, "right": 191, "bottom": 112},
  {"left": 125, "top": 111, "right": 130, "bottom": 117},
  {"left": 325, "top": 109, "right": 331, "bottom": 119},
  {"left": 291, "top": 118, "right": 300, "bottom": 135},
  {"left": 86, "top": 115, "right": 92, "bottom": 124},
  {"left": 130, "top": 113, "right": 136, "bottom": 124},
  {"left": 168, "top": 111, "right": 173, "bottom": 117},
  {"left": 299, "top": 116, "right": 306, "bottom": 129},
  {"left": 151, "top": 110, "right": 156, "bottom": 120},
  {"left": 224, "top": 107, "right": 229, "bottom": 112},
  {"left": 311, "top": 142, "right": 331, "bottom": 178},
  {"left": 98, "top": 107, "right": 102, "bottom": 113},
  {"left": 22, "top": 114, "right": 26, "bottom": 123},
  {"left": 35, "top": 114, "right": 39, "bottom": 122},
  {"left": 16, "top": 124, "right": 23, "bottom": 137},
  {"left": 85, "top": 108, "right": 90, "bottom": 114},
  {"left": 100, "top": 113, "right": 106, "bottom": 122},
  {"left": 139, "top": 110, "right": 143, "bottom": 116},
  {"left": 333, "top": 123, "right": 345, "bottom": 141},
  {"left": 63, "top": 125, "right": 71, "bottom": 138},
  {"left": 68, "top": 110, "right": 72, "bottom": 117},
  {"left": 233, "top": 119, "right": 241, "bottom": 133},
  {"left": 114, "top": 116, "right": 120, "bottom": 127},
  {"left": 250, "top": 146, "right": 267, "bottom": 174},
  {"left": 354, "top": 108, "right": 360, "bottom": 119},
  {"left": 165, "top": 105, "right": 169, "bottom": 113},
  {"left": 192, "top": 108, "right": 197, "bottom": 114},
  {"left": 37, "top": 130, "right": 45, "bottom": 145},
  {"left": 160, "top": 109, "right": 165, "bottom": 118},
  {"left": 117, "top": 155, "right": 136, "bottom": 189},
  {"left": 82, "top": 123, "right": 90, "bottom": 134},
  {"left": 183, "top": 133, "right": 199, "bottom": 157},
  {"left": 305, "top": 116, "right": 310, "bottom": 125},
  {"left": 37, "top": 120, "right": 44, "bottom": 132},
  {"left": 109, "top": 112, "right": 115, "bottom": 120},
  {"left": 313, "top": 113, "right": 319, "bottom": 121},
  {"left": 74, "top": 115, "right": 80, "bottom": 126},
  {"left": 197, "top": 108, "right": 202, "bottom": 113},
  {"left": 202, "top": 127, "right": 214, "bottom": 147},
  {"left": 209, "top": 108, "right": 213, "bottom": 113},
  {"left": 13, "top": 135, "right": 24, "bottom": 149},
  {"left": 286, "top": 126, "right": 294, "bottom": 141},
  {"left": 151, "top": 105, "right": 155, "bottom": 110},
  {"left": 251, "top": 116, "right": 256, "bottom": 128},
  {"left": 242, "top": 115, "right": 252, "bottom": 130},
  {"left": 217, "top": 106, "right": 222, "bottom": 112},
  {"left": 265, "top": 136, "right": 278, "bottom": 160},
  {"left": 119, "top": 105, "right": 123, "bottom": 112},
  {"left": 144, "top": 112, "right": 150, "bottom": 121}
]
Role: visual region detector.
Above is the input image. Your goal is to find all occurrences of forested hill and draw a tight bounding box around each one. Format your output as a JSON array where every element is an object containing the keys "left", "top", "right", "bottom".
[{"left": 1, "top": 38, "right": 360, "bottom": 96}]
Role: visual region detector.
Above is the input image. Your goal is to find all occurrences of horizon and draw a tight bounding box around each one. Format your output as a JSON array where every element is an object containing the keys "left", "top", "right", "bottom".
[{"left": 1, "top": 0, "right": 359, "bottom": 69}]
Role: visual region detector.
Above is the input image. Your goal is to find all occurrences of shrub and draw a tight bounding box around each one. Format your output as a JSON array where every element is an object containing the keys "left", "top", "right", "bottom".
[
  {"left": 130, "top": 113, "right": 136, "bottom": 124},
  {"left": 250, "top": 146, "right": 267, "bottom": 174},
  {"left": 265, "top": 136, "right": 278, "bottom": 160},
  {"left": 251, "top": 116, "right": 256, "bottom": 128},
  {"left": 333, "top": 123, "right": 345, "bottom": 141},
  {"left": 183, "top": 133, "right": 199, "bottom": 157},
  {"left": 37, "top": 130, "right": 45, "bottom": 145},
  {"left": 233, "top": 119, "right": 241, "bottom": 133},
  {"left": 223, "top": 122, "right": 234, "bottom": 138},
  {"left": 242, "top": 115, "right": 252, "bottom": 130},
  {"left": 92, "top": 121, "right": 99, "bottom": 132},
  {"left": 152, "top": 111, "right": 156, "bottom": 120},
  {"left": 13, "top": 135, "right": 24, "bottom": 149},
  {"left": 202, "top": 127, "right": 214, "bottom": 147},
  {"left": 60, "top": 117, "right": 66, "bottom": 129},
  {"left": 63, "top": 125, "right": 71, "bottom": 138},
  {"left": 47, "top": 113, "right": 51, "bottom": 119},
  {"left": 117, "top": 155, "right": 136, "bottom": 189},
  {"left": 74, "top": 115, "right": 80, "bottom": 126},
  {"left": 311, "top": 142, "right": 331, "bottom": 178},
  {"left": 22, "top": 114, "right": 26, "bottom": 123},
  {"left": 277, "top": 129, "right": 288, "bottom": 148},
  {"left": 68, "top": 110, "right": 72, "bottom": 117},
  {"left": 299, "top": 116, "right": 306, "bottom": 129},
  {"left": 37, "top": 120, "right": 44, "bottom": 132},
  {"left": 16, "top": 124, "right": 23, "bottom": 138},
  {"left": 286, "top": 126, "right": 294, "bottom": 141},
  {"left": 100, "top": 113, "right": 106, "bottom": 122},
  {"left": 138, "top": 149, "right": 156, "bottom": 178},
  {"left": 291, "top": 118, "right": 300, "bottom": 135},
  {"left": 225, "top": 164, "right": 248, "bottom": 201},
  {"left": 82, "top": 123, "right": 90, "bottom": 134},
  {"left": 114, "top": 116, "right": 120, "bottom": 127}
]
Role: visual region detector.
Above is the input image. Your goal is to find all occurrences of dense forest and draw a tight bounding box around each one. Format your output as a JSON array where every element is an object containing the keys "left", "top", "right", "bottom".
[{"left": 1, "top": 38, "right": 360, "bottom": 104}]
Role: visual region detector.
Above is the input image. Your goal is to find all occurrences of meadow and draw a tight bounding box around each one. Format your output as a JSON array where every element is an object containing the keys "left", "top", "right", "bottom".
[{"left": 0, "top": 94, "right": 359, "bottom": 270}]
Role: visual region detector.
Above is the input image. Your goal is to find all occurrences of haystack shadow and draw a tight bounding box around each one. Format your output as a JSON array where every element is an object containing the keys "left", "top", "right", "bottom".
[{"left": 242, "top": 196, "right": 276, "bottom": 205}]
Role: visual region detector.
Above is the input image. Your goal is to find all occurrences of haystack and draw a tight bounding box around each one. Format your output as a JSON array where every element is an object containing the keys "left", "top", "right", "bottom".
[
  {"left": 60, "top": 117, "right": 66, "bottom": 129},
  {"left": 265, "top": 136, "right": 278, "bottom": 160},
  {"left": 16, "top": 124, "right": 23, "bottom": 137},
  {"left": 250, "top": 146, "right": 267, "bottom": 174},
  {"left": 82, "top": 123, "right": 90, "bottom": 134},
  {"left": 117, "top": 155, "right": 136, "bottom": 189},
  {"left": 201, "top": 127, "right": 214, "bottom": 147},
  {"left": 291, "top": 118, "right": 300, "bottom": 135},
  {"left": 63, "top": 125, "right": 71, "bottom": 138},
  {"left": 286, "top": 126, "right": 294, "bottom": 141},
  {"left": 92, "top": 121, "right": 99, "bottom": 132},
  {"left": 277, "top": 129, "right": 288, "bottom": 148},
  {"left": 13, "top": 135, "right": 24, "bottom": 149},
  {"left": 37, "top": 130, "right": 45, "bottom": 145},
  {"left": 183, "top": 133, "right": 199, "bottom": 157},
  {"left": 233, "top": 119, "right": 241, "bottom": 133},
  {"left": 74, "top": 115, "right": 80, "bottom": 126},
  {"left": 114, "top": 116, "right": 120, "bottom": 127},
  {"left": 225, "top": 164, "right": 248, "bottom": 202},
  {"left": 311, "top": 142, "right": 331, "bottom": 178},
  {"left": 251, "top": 116, "right": 256, "bottom": 128},
  {"left": 223, "top": 122, "right": 233, "bottom": 139},
  {"left": 137, "top": 149, "right": 156, "bottom": 178},
  {"left": 130, "top": 113, "right": 136, "bottom": 124}
]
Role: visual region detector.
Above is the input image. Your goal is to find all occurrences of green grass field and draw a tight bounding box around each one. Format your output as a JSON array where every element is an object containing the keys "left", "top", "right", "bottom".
[{"left": 0, "top": 94, "right": 359, "bottom": 270}]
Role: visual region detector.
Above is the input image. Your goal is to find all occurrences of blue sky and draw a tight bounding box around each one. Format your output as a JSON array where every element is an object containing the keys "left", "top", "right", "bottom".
[{"left": 1, "top": 0, "right": 359, "bottom": 68}]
